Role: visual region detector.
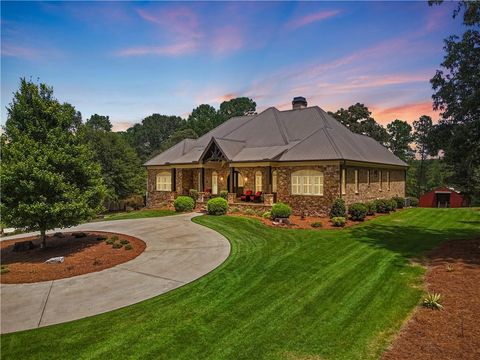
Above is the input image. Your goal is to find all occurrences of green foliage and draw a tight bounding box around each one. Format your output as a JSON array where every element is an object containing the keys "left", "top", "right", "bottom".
[
  {"left": 124, "top": 195, "right": 144, "bottom": 210},
  {"left": 386, "top": 119, "right": 414, "bottom": 161},
  {"left": 310, "top": 221, "right": 322, "bottom": 228},
  {"left": 218, "top": 97, "right": 256, "bottom": 118},
  {"left": 1, "top": 265, "right": 10, "bottom": 274},
  {"left": 331, "top": 216, "right": 346, "bottom": 227},
  {"left": 366, "top": 201, "right": 377, "bottom": 215},
  {"left": 80, "top": 126, "right": 145, "bottom": 201},
  {"left": 120, "top": 239, "right": 129, "bottom": 245},
  {"left": 387, "top": 199, "right": 398, "bottom": 212},
  {"left": 392, "top": 197, "right": 405, "bottom": 209},
  {"left": 161, "top": 128, "right": 198, "bottom": 152},
  {"left": 271, "top": 203, "right": 292, "bottom": 219},
  {"left": 329, "top": 198, "right": 346, "bottom": 218},
  {"left": 329, "top": 103, "right": 389, "bottom": 146},
  {"left": 373, "top": 199, "right": 389, "bottom": 213},
  {"left": 85, "top": 114, "right": 112, "bottom": 132},
  {"left": 187, "top": 104, "right": 224, "bottom": 137},
  {"left": 173, "top": 196, "right": 195, "bottom": 212},
  {"left": 262, "top": 211, "right": 271, "bottom": 219},
  {"left": 407, "top": 197, "right": 419, "bottom": 207},
  {"left": 112, "top": 242, "right": 123, "bottom": 249},
  {"left": 243, "top": 208, "right": 256, "bottom": 216},
  {"left": 423, "top": 292, "right": 443, "bottom": 310},
  {"left": 207, "top": 197, "right": 228, "bottom": 215},
  {"left": 189, "top": 189, "right": 198, "bottom": 202},
  {"left": 124, "top": 244, "right": 133, "bottom": 251},
  {"left": 0, "top": 79, "right": 105, "bottom": 247},
  {"left": 230, "top": 207, "right": 240, "bottom": 213},
  {"left": 111, "top": 235, "right": 119, "bottom": 241},
  {"left": 106, "top": 239, "right": 115, "bottom": 245},
  {"left": 348, "top": 203, "right": 368, "bottom": 221},
  {"left": 219, "top": 190, "right": 228, "bottom": 199}
]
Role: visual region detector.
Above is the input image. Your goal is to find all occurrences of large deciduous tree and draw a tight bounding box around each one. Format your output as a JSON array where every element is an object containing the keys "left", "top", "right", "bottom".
[
  {"left": 1, "top": 79, "right": 105, "bottom": 248},
  {"left": 219, "top": 97, "right": 256, "bottom": 118},
  {"left": 85, "top": 114, "right": 112, "bottom": 132},
  {"left": 329, "top": 103, "right": 389, "bottom": 145},
  {"left": 186, "top": 104, "right": 224, "bottom": 137},
  {"left": 387, "top": 119, "right": 414, "bottom": 161}
]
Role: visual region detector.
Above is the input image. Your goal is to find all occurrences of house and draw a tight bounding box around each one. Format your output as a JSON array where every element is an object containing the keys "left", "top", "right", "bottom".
[
  {"left": 144, "top": 97, "right": 407, "bottom": 216},
  {"left": 419, "top": 187, "right": 469, "bottom": 208}
]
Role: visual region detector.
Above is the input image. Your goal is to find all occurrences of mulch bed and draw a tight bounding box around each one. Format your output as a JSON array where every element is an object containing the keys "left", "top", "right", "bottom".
[
  {"left": 383, "top": 238, "right": 480, "bottom": 360},
  {"left": 230, "top": 213, "right": 385, "bottom": 230},
  {"left": 0, "top": 232, "right": 145, "bottom": 284}
]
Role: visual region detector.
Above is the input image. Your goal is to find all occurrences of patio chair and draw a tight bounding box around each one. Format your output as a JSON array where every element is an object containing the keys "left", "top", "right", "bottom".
[
  {"left": 240, "top": 190, "right": 254, "bottom": 202},
  {"left": 253, "top": 191, "right": 263, "bottom": 203}
]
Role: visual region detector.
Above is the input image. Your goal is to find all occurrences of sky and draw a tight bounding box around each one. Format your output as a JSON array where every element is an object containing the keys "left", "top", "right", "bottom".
[{"left": 1, "top": 1, "right": 465, "bottom": 131}]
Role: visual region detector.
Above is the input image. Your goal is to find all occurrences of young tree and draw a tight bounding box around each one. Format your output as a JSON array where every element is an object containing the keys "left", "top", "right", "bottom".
[
  {"left": 386, "top": 119, "right": 414, "bottom": 161},
  {"left": 1, "top": 79, "right": 105, "bottom": 248},
  {"left": 85, "top": 114, "right": 112, "bottom": 132}
]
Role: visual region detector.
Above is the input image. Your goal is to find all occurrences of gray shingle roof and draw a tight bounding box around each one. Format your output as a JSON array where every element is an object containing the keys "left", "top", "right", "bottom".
[{"left": 144, "top": 106, "right": 407, "bottom": 167}]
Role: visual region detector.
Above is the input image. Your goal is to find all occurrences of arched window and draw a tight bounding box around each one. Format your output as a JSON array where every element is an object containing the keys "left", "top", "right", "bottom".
[
  {"left": 212, "top": 171, "right": 218, "bottom": 194},
  {"left": 255, "top": 171, "right": 262, "bottom": 193},
  {"left": 156, "top": 171, "right": 171, "bottom": 191},
  {"left": 272, "top": 170, "right": 278, "bottom": 193},
  {"left": 237, "top": 172, "right": 244, "bottom": 187},
  {"left": 291, "top": 170, "right": 324, "bottom": 196}
]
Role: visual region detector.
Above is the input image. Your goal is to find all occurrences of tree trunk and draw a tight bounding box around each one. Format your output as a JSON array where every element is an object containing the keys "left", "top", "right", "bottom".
[{"left": 40, "top": 229, "right": 47, "bottom": 249}]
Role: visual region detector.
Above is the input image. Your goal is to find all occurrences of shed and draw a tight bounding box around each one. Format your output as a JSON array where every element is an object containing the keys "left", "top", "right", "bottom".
[{"left": 419, "top": 187, "right": 469, "bottom": 208}]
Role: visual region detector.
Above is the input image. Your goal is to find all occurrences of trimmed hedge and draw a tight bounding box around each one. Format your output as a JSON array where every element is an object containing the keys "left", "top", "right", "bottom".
[
  {"left": 373, "top": 199, "right": 389, "bottom": 213},
  {"left": 173, "top": 196, "right": 195, "bottom": 212},
  {"left": 348, "top": 203, "right": 368, "bottom": 221},
  {"left": 366, "top": 201, "right": 376, "bottom": 215},
  {"left": 386, "top": 199, "right": 397, "bottom": 212},
  {"left": 392, "top": 196, "right": 405, "bottom": 209},
  {"left": 271, "top": 203, "right": 292, "bottom": 219},
  {"left": 330, "top": 198, "right": 346, "bottom": 218},
  {"left": 331, "top": 216, "right": 346, "bottom": 227},
  {"left": 407, "top": 196, "right": 419, "bottom": 207},
  {"left": 207, "top": 197, "right": 228, "bottom": 215}
]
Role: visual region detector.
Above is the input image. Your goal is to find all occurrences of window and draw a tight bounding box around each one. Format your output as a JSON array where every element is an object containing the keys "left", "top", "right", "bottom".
[
  {"left": 367, "top": 170, "right": 370, "bottom": 187},
  {"left": 272, "top": 170, "right": 278, "bottom": 193},
  {"left": 212, "top": 171, "right": 218, "bottom": 194},
  {"left": 156, "top": 171, "right": 171, "bottom": 191},
  {"left": 354, "top": 169, "right": 359, "bottom": 194},
  {"left": 291, "top": 170, "right": 324, "bottom": 196},
  {"left": 237, "top": 173, "right": 244, "bottom": 187},
  {"left": 341, "top": 169, "right": 346, "bottom": 195},
  {"left": 255, "top": 171, "right": 262, "bottom": 193},
  {"left": 387, "top": 171, "right": 390, "bottom": 190},
  {"left": 379, "top": 170, "right": 382, "bottom": 191}
]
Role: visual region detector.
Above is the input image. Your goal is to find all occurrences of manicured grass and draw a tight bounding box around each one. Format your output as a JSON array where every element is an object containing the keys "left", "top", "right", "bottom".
[
  {"left": 2, "top": 208, "right": 479, "bottom": 360},
  {"left": 100, "top": 209, "right": 176, "bottom": 221}
]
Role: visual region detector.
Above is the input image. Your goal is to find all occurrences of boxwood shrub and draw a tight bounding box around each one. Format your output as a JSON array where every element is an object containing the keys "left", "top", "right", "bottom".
[
  {"left": 173, "top": 196, "right": 195, "bottom": 212},
  {"left": 365, "top": 201, "right": 376, "bottom": 215},
  {"left": 330, "top": 198, "right": 346, "bottom": 218},
  {"left": 348, "top": 203, "right": 368, "bottom": 221},
  {"left": 392, "top": 196, "right": 405, "bottom": 209},
  {"left": 207, "top": 197, "right": 228, "bottom": 215},
  {"left": 271, "top": 203, "right": 292, "bottom": 219},
  {"left": 373, "top": 199, "right": 389, "bottom": 213},
  {"left": 219, "top": 190, "right": 228, "bottom": 199},
  {"left": 387, "top": 198, "right": 398, "bottom": 212},
  {"left": 331, "top": 216, "right": 346, "bottom": 227},
  {"left": 407, "top": 196, "right": 419, "bottom": 207}
]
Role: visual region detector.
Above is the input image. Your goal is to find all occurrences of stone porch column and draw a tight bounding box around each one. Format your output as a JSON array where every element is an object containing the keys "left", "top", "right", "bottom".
[
  {"left": 227, "top": 193, "right": 236, "bottom": 205},
  {"left": 264, "top": 194, "right": 274, "bottom": 206}
]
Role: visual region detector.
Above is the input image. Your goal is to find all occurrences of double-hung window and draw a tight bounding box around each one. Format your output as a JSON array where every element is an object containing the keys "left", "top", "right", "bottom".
[
  {"left": 291, "top": 170, "right": 324, "bottom": 196},
  {"left": 156, "top": 171, "right": 171, "bottom": 191}
]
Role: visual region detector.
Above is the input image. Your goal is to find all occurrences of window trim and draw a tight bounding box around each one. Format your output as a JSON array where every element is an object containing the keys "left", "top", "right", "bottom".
[
  {"left": 367, "top": 169, "right": 370, "bottom": 187},
  {"left": 156, "top": 171, "right": 172, "bottom": 192},
  {"left": 212, "top": 171, "right": 218, "bottom": 195},
  {"left": 379, "top": 170, "right": 382, "bottom": 191},
  {"left": 272, "top": 170, "right": 278, "bottom": 193},
  {"left": 387, "top": 171, "right": 390, "bottom": 190},
  {"left": 291, "top": 170, "right": 324, "bottom": 196},
  {"left": 341, "top": 168, "right": 346, "bottom": 195},
  {"left": 255, "top": 171, "right": 263, "bottom": 193},
  {"left": 354, "top": 169, "right": 359, "bottom": 194}
]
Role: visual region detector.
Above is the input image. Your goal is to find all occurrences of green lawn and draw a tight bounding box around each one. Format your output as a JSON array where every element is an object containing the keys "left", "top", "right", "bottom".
[
  {"left": 2, "top": 208, "right": 479, "bottom": 360},
  {"left": 99, "top": 209, "right": 176, "bottom": 221}
]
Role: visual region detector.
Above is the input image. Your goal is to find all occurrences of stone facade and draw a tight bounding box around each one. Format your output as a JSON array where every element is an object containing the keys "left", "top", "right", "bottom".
[{"left": 146, "top": 163, "right": 406, "bottom": 214}]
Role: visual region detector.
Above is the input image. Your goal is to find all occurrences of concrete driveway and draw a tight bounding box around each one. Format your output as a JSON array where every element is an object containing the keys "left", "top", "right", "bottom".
[{"left": 0, "top": 213, "right": 230, "bottom": 334}]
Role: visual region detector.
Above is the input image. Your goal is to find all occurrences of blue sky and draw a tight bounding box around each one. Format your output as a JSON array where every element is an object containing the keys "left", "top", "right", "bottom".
[{"left": 1, "top": 1, "right": 464, "bottom": 130}]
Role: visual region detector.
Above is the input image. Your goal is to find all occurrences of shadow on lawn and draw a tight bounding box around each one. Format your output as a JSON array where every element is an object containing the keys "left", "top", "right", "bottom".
[{"left": 349, "top": 222, "right": 480, "bottom": 264}]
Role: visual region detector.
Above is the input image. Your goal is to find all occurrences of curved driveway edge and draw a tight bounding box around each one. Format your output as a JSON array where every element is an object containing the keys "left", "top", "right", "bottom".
[{"left": 0, "top": 213, "right": 230, "bottom": 334}]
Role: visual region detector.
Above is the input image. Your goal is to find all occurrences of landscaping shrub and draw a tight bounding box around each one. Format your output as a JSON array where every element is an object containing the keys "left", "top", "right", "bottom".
[
  {"left": 173, "top": 196, "right": 195, "bottom": 212},
  {"left": 106, "top": 238, "right": 115, "bottom": 245},
  {"left": 124, "top": 195, "right": 144, "bottom": 210},
  {"left": 1, "top": 265, "right": 10, "bottom": 274},
  {"left": 271, "top": 203, "right": 292, "bottom": 219},
  {"left": 243, "top": 208, "right": 256, "bottom": 216},
  {"left": 331, "top": 216, "right": 346, "bottom": 227},
  {"left": 120, "top": 239, "right": 129, "bottom": 245},
  {"left": 387, "top": 199, "right": 398, "bottom": 212},
  {"left": 219, "top": 190, "right": 228, "bottom": 199},
  {"left": 230, "top": 207, "right": 240, "bottom": 213},
  {"left": 96, "top": 235, "right": 107, "bottom": 241},
  {"left": 311, "top": 221, "right": 322, "bottom": 228},
  {"left": 330, "top": 198, "right": 346, "bottom": 218},
  {"left": 207, "top": 197, "right": 228, "bottom": 215},
  {"left": 189, "top": 189, "right": 198, "bottom": 206},
  {"left": 407, "top": 196, "right": 419, "bottom": 207},
  {"left": 348, "top": 203, "right": 368, "bottom": 221},
  {"left": 373, "top": 199, "right": 389, "bottom": 213},
  {"left": 262, "top": 211, "right": 271, "bottom": 219},
  {"left": 124, "top": 244, "right": 133, "bottom": 250},
  {"left": 112, "top": 242, "right": 123, "bottom": 249},
  {"left": 365, "top": 201, "right": 376, "bottom": 215},
  {"left": 392, "top": 196, "right": 405, "bottom": 209},
  {"left": 423, "top": 292, "right": 443, "bottom": 310}
]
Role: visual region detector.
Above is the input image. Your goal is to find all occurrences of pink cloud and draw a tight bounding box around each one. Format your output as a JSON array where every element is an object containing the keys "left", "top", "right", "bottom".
[
  {"left": 211, "top": 26, "right": 244, "bottom": 56},
  {"left": 1, "top": 44, "right": 40, "bottom": 59},
  {"left": 116, "top": 42, "right": 197, "bottom": 57},
  {"left": 136, "top": 7, "right": 201, "bottom": 39},
  {"left": 287, "top": 10, "right": 341, "bottom": 29},
  {"left": 112, "top": 121, "right": 135, "bottom": 132},
  {"left": 371, "top": 101, "right": 440, "bottom": 124}
]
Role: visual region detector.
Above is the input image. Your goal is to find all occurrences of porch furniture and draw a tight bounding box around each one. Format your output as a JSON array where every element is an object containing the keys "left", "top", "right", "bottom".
[
  {"left": 253, "top": 191, "right": 263, "bottom": 203},
  {"left": 240, "top": 190, "right": 254, "bottom": 202}
]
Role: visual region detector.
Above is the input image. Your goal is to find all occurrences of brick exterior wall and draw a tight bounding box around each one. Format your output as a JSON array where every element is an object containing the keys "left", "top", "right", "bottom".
[{"left": 146, "top": 164, "right": 406, "bottom": 214}]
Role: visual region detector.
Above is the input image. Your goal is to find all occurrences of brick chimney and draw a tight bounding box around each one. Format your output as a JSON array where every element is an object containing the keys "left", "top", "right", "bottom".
[{"left": 292, "top": 96, "right": 307, "bottom": 109}]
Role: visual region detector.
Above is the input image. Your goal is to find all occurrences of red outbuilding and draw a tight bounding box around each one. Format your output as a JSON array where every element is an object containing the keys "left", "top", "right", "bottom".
[{"left": 419, "top": 186, "right": 469, "bottom": 208}]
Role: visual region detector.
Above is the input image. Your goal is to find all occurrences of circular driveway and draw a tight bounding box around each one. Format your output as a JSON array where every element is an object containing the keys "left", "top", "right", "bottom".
[{"left": 0, "top": 213, "right": 230, "bottom": 334}]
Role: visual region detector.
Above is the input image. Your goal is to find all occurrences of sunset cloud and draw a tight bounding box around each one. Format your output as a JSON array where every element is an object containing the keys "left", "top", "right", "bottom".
[
  {"left": 116, "top": 42, "right": 197, "bottom": 57},
  {"left": 371, "top": 101, "right": 439, "bottom": 124},
  {"left": 286, "top": 10, "right": 341, "bottom": 29}
]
